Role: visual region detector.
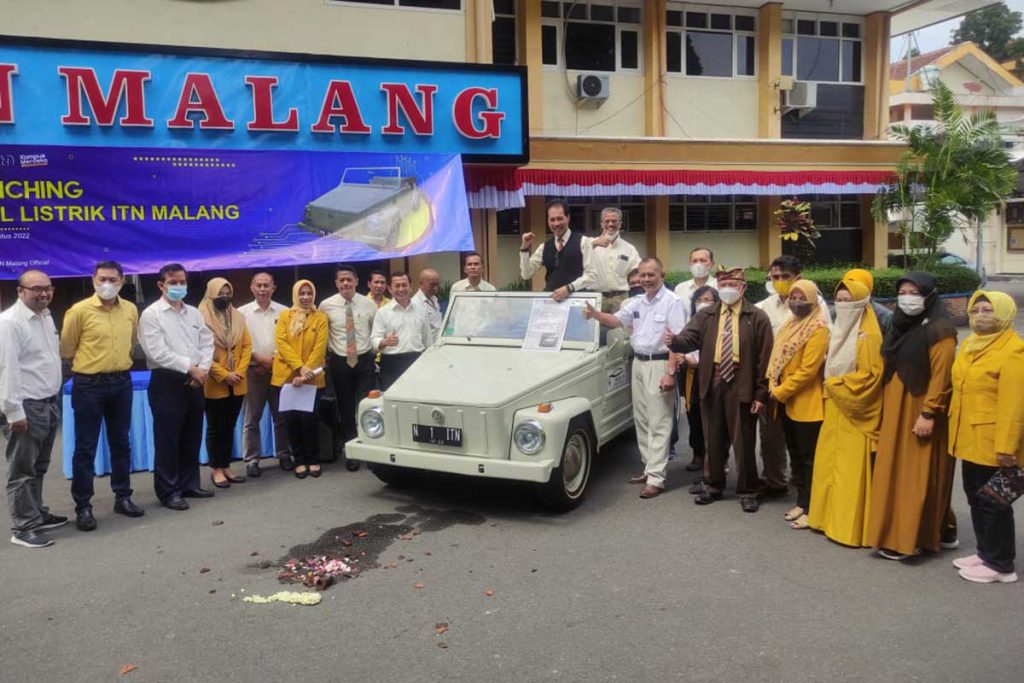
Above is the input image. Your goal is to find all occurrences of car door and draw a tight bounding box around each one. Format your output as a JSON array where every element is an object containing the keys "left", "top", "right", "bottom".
[{"left": 596, "top": 326, "right": 633, "bottom": 441}]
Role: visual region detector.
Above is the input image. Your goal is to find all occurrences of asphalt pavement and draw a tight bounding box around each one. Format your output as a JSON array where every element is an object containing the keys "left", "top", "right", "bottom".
[{"left": 2, "top": 290, "right": 1023, "bottom": 682}]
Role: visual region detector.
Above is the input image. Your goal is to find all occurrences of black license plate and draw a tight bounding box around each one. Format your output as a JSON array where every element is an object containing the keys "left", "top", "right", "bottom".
[{"left": 412, "top": 424, "right": 463, "bottom": 447}]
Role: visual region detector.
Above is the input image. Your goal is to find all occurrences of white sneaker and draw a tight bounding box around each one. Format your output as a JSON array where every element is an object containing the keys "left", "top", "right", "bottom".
[
  {"left": 952, "top": 554, "right": 984, "bottom": 570},
  {"left": 879, "top": 547, "right": 921, "bottom": 561},
  {"left": 958, "top": 564, "right": 1019, "bottom": 584}
]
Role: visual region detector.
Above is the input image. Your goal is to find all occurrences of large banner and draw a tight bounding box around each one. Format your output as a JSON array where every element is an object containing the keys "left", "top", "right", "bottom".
[{"left": 0, "top": 38, "right": 527, "bottom": 278}]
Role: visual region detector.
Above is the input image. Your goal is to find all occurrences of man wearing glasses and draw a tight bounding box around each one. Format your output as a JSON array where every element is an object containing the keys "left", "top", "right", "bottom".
[{"left": 0, "top": 270, "right": 66, "bottom": 548}]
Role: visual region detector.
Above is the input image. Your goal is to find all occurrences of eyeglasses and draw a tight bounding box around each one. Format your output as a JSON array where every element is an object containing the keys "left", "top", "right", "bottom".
[{"left": 19, "top": 286, "right": 54, "bottom": 294}]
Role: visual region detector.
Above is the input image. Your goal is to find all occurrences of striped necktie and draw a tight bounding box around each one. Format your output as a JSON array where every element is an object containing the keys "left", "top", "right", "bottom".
[{"left": 719, "top": 308, "right": 735, "bottom": 383}]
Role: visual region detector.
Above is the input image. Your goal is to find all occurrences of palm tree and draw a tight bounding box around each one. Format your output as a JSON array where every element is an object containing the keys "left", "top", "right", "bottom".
[{"left": 873, "top": 80, "right": 1018, "bottom": 276}]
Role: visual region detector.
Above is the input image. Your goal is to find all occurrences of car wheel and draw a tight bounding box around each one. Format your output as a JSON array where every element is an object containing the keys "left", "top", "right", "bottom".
[
  {"left": 370, "top": 463, "right": 415, "bottom": 488},
  {"left": 538, "top": 417, "right": 593, "bottom": 512}
]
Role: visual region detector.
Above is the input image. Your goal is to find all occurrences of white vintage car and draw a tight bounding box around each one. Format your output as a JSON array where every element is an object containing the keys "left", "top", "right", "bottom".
[{"left": 346, "top": 291, "right": 634, "bottom": 510}]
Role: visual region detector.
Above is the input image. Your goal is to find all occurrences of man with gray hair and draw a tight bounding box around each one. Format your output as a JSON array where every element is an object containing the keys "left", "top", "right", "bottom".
[
  {"left": 0, "top": 270, "right": 66, "bottom": 548},
  {"left": 583, "top": 207, "right": 641, "bottom": 313}
]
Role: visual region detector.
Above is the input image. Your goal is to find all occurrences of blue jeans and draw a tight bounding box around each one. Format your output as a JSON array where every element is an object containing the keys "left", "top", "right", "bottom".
[{"left": 71, "top": 373, "right": 133, "bottom": 511}]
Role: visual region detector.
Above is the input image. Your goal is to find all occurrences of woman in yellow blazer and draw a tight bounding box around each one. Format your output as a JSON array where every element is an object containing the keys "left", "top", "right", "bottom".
[
  {"left": 807, "top": 275, "right": 883, "bottom": 546},
  {"left": 767, "top": 279, "right": 830, "bottom": 529},
  {"left": 199, "top": 277, "right": 252, "bottom": 488},
  {"left": 272, "top": 279, "right": 329, "bottom": 479},
  {"left": 948, "top": 290, "right": 1024, "bottom": 584}
]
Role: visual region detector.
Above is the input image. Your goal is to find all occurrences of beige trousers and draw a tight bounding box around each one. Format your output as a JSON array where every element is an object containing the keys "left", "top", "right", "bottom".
[{"left": 631, "top": 358, "right": 675, "bottom": 488}]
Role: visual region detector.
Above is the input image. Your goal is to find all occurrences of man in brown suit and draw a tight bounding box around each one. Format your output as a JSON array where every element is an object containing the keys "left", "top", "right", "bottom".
[{"left": 667, "top": 267, "right": 773, "bottom": 512}]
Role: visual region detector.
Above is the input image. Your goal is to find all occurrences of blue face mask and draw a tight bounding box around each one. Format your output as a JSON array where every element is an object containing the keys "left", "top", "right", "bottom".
[{"left": 165, "top": 284, "right": 187, "bottom": 302}]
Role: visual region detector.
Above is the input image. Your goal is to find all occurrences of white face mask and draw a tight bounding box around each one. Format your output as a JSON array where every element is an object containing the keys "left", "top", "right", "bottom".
[
  {"left": 95, "top": 282, "right": 122, "bottom": 301},
  {"left": 765, "top": 279, "right": 776, "bottom": 296},
  {"left": 897, "top": 294, "right": 926, "bottom": 316},
  {"left": 719, "top": 287, "right": 742, "bottom": 305},
  {"left": 696, "top": 302, "right": 712, "bottom": 313},
  {"left": 689, "top": 262, "right": 710, "bottom": 279}
]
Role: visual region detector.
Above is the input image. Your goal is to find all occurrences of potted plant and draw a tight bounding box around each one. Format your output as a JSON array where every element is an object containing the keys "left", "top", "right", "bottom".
[{"left": 774, "top": 197, "right": 820, "bottom": 265}]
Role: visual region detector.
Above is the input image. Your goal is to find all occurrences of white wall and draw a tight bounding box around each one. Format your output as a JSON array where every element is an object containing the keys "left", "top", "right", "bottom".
[
  {"left": 417, "top": 251, "right": 462, "bottom": 286},
  {"left": 0, "top": 0, "right": 466, "bottom": 62},
  {"left": 663, "top": 78, "right": 759, "bottom": 138},
  {"left": 668, "top": 231, "right": 759, "bottom": 272},
  {"left": 940, "top": 63, "right": 997, "bottom": 96},
  {"left": 542, "top": 72, "right": 646, "bottom": 137}
]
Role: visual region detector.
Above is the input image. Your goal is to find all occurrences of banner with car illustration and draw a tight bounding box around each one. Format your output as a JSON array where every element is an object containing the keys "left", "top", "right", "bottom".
[{"left": 0, "top": 145, "right": 472, "bottom": 278}]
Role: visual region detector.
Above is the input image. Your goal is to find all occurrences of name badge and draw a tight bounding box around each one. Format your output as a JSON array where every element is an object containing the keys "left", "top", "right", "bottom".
[
  {"left": 632, "top": 311, "right": 640, "bottom": 319},
  {"left": 654, "top": 313, "right": 666, "bottom": 323},
  {"left": 618, "top": 254, "right": 629, "bottom": 261}
]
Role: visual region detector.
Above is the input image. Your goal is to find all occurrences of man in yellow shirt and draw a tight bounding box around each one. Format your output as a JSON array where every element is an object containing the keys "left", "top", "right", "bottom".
[{"left": 60, "top": 261, "right": 144, "bottom": 531}]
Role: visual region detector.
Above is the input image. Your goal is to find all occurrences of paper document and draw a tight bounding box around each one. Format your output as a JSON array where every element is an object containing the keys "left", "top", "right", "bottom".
[
  {"left": 522, "top": 298, "right": 570, "bottom": 352},
  {"left": 279, "top": 382, "right": 317, "bottom": 413}
]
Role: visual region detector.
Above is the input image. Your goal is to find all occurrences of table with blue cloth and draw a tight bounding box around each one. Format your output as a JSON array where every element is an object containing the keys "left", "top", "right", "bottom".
[{"left": 61, "top": 371, "right": 276, "bottom": 478}]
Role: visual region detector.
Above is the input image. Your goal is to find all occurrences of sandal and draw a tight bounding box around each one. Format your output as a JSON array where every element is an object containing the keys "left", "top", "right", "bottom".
[
  {"left": 784, "top": 506, "right": 804, "bottom": 521},
  {"left": 294, "top": 466, "right": 309, "bottom": 480},
  {"left": 789, "top": 514, "right": 810, "bottom": 530},
  {"left": 309, "top": 465, "right": 322, "bottom": 478}
]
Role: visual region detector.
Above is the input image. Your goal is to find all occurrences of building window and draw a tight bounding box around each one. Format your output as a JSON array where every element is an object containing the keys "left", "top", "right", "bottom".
[
  {"left": 798, "top": 195, "right": 861, "bottom": 229},
  {"left": 1007, "top": 202, "right": 1024, "bottom": 251},
  {"left": 493, "top": 0, "right": 517, "bottom": 65},
  {"left": 540, "top": 1, "right": 643, "bottom": 73},
  {"left": 496, "top": 208, "right": 523, "bottom": 236},
  {"left": 328, "top": 0, "right": 462, "bottom": 9},
  {"left": 783, "top": 15, "right": 862, "bottom": 83},
  {"left": 666, "top": 4, "right": 756, "bottom": 78},
  {"left": 547, "top": 196, "right": 646, "bottom": 233},
  {"left": 668, "top": 195, "right": 757, "bottom": 231}
]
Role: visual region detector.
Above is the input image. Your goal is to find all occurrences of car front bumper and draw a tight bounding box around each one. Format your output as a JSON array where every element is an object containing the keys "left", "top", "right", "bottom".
[{"left": 345, "top": 440, "right": 556, "bottom": 483}]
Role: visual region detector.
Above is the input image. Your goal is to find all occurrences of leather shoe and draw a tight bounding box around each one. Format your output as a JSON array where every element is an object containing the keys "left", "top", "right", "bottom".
[
  {"left": 740, "top": 497, "right": 760, "bottom": 513},
  {"left": 278, "top": 454, "right": 296, "bottom": 471},
  {"left": 694, "top": 491, "right": 723, "bottom": 505},
  {"left": 246, "top": 462, "right": 261, "bottom": 478},
  {"left": 639, "top": 485, "right": 663, "bottom": 499},
  {"left": 210, "top": 472, "right": 231, "bottom": 489},
  {"left": 345, "top": 459, "right": 361, "bottom": 472},
  {"left": 685, "top": 457, "right": 704, "bottom": 472},
  {"left": 182, "top": 487, "right": 215, "bottom": 499},
  {"left": 627, "top": 473, "right": 648, "bottom": 485},
  {"left": 76, "top": 508, "right": 97, "bottom": 531},
  {"left": 163, "top": 497, "right": 190, "bottom": 511},
  {"left": 224, "top": 471, "right": 246, "bottom": 484},
  {"left": 114, "top": 497, "right": 145, "bottom": 518}
]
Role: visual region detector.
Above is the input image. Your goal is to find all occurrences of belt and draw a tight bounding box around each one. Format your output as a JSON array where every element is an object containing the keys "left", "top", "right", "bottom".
[
  {"left": 635, "top": 352, "right": 670, "bottom": 362},
  {"left": 73, "top": 371, "right": 130, "bottom": 380},
  {"left": 24, "top": 394, "right": 60, "bottom": 404},
  {"left": 328, "top": 351, "right": 373, "bottom": 360}
]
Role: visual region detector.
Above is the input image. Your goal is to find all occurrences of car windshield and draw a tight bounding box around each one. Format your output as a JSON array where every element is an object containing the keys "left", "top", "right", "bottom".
[{"left": 442, "top": 294, "right": 598, "bottom": 345}]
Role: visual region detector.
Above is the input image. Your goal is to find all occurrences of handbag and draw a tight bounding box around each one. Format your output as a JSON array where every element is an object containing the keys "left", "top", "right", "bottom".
[{"left": 978, "top": 467, "right": 1024, "bottom": 508}]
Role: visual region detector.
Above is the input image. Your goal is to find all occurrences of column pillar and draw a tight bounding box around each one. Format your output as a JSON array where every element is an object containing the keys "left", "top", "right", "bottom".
[
  {"left": 863, "top": 12, "right": 891, "bottom": 140},
  {"left": 645, "top": 196, "right": 670, "bottom": 263},
  {"left": 519, "top": 0, "right": 544, "bottom": 134},
  {"left": 757, "top": 196, "right": 781, "bottom": 267},
  {"left": 643, "top": 0, "right": 666, "bottom": 137},
  {"left": 524, "top": 195, "right": 547, "bottom": 291},
  {"left": 757, "top": 3, "right": 783, "bottom": 139},
  {"left": 464, "top": 0, "right": 493, "bottom": 63},
  {"left": 861, "top": 195, "right": 888, "bottom": 267}
]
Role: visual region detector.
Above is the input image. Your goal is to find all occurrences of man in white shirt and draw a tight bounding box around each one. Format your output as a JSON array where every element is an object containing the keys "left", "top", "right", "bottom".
[
  {"left": 519, "top": 199, "right": 597, "bottom": 301},
  {"left": 238, "top": 271, "right": 290, "bottom": 477},
  {"left": 138, "top": 263, "right": 215, "bottom": 510},
  {"left": 372, "top": 272, "right": 433, "bottom": 391},
  {"left": 586, "top": 207, "right": 641, "bottom": 313},
  {"left": 583, "top": 257, "right": 685, "bottom": 499},
  {"left": 320, "top": 265, "right": 377, "bottom": 471},
  {"left": 411, "top": 267, "right": 443, "bottom": 343},
  {"left": 674, "top": 247, "right": 719, "bottom": 325},
  {"left": 0, "top": 270, "right": 66, "bottom": 548},
  {"left": 450, "top": 251, "right": 496, "bottom": 293}
]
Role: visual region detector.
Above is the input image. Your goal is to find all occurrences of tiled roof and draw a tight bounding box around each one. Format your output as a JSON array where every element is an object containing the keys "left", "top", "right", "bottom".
[{"left": 889, "top": 45, "right": 956, "bottom": 81}]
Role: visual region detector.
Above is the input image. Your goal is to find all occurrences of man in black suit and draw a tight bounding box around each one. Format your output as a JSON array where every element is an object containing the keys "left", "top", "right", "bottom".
[{"left": 518, "top": 199, "right": 597, "bottom": 301}]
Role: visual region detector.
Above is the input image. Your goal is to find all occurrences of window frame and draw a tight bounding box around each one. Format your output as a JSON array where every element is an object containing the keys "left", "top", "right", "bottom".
[
  {"left": 492, "top": 1, "right": 518, "bottom": 65},
  {"left": 325, "top": 0, "right": 464, "bottom": 13},
  {"left": 540, "top": 0, "right": 644, "bottom": 74},
  {"left": 667, "top": 194, "right": 758, "bottom": 232},
  {"left": 782, "top": 13, "right": 864, "bottom": 85},
  {"left": 664, "top": 2, "right": 758, "bottom": 80}
]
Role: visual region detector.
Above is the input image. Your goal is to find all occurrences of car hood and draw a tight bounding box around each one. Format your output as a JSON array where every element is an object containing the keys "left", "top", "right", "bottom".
[{"left": 384, "top": 344, "right": 590, "bottom": 407}]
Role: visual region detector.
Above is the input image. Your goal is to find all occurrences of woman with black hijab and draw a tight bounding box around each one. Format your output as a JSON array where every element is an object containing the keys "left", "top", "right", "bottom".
[{"left": 866, "top": 272, "right": 959, "bottom": 560}]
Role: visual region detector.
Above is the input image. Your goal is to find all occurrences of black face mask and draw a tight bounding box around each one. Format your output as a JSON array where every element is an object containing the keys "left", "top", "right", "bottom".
[
  {"left": 788, "top": 300, "right": 812, "bottom": 318},
  {"left": 213, "top": 296, "right": 232, "bottom": 311},
  {"left": 629, "top": 285, "right": 644, "bottom": 297}
]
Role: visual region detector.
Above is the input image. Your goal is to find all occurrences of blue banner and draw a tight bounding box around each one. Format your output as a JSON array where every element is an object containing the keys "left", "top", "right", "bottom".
[{"left": 0, "top": 144, "right": 473, "bottom": 278}]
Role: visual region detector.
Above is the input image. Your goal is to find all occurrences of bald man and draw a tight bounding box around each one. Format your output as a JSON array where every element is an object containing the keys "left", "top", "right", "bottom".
[{"left": 411, "top": 268, "right": 442, "bottom": 344}]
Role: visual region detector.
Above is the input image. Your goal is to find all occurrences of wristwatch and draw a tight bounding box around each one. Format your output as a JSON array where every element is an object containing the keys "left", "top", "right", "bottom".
[{"left": 920, "top": 411, "right": 935, "bottom": 419}]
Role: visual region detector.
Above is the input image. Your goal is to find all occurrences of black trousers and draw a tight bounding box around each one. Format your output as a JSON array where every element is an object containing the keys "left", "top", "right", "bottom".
[
  {"left": 329, "top": 351, "right": 376, "bottom": 442},
  {"left": 379, "top": 352, "right": 420, "bottom": 391},
  {"left": 962, "top": 461, "right": 1016, "bottom": 574},
  {"left": 148, "top": 369, "right": 204, "bottom": 502},
  {"left": 70, "top": 372, "right": 133, "bottom": 511},
  {"left": 687, "top": 392, "right": 706, "bottom": 460},
  {"left": 273, "top": 386, "right": 323, "bottom": 467},
  {"left": 204, "top": 393, "right": 243, "bottom": 469},
  {"left": 702, "top": 376, "right": 759, "bottom": 495},
  {"left": 781, "top": 409, "right": 822, "bottom": 510}
]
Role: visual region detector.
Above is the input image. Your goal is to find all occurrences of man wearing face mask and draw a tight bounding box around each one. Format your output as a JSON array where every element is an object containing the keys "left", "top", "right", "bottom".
[
  {"left": 626, "top": 268, "right": 642, "bottom": 299},
  {"left": 138, "top": 263, "right": 215, "bottom": 510},
  {"left": 60, "top": 261, "right": 144, "bottom": 531},
  {"left": 668, "top": 267, "right": 774, "bottom": 513},
  {"left": 673, "top": 247, "right": 718, "bottom": 325},
  {"left": 581, "top": 207, "right": 641, "bottom": 313}
]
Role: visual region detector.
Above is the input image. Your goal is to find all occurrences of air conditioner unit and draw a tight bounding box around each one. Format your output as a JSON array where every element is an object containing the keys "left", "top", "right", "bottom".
[
  {"left": 577, "top": 74, "right": 610, "bottom": 103},
  {"left": 782, "top": 81, "right": 817, "bottom": 116}
]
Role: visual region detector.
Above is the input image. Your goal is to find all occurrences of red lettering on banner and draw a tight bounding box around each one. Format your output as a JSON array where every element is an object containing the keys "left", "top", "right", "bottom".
[
  {"left": 452, "top": 87, "right": 504, "bottom": 139},
  {"left": 310, "top": 80, "right": 371, "bottom": 134},
  {"left": 0, "top": 64, "right": 17, "bottom": 124},
  {"left": 380, "top": 83, "right": 437, "bottom": 136},
  {"left": 245, "top": 75, "right": 299, "bottom": 132},
  {"left": 167, "top": 73, "right": 235, "bottom": 130},
  {"left": 58, "top": 67, "right": 153, "bottom": 127}
]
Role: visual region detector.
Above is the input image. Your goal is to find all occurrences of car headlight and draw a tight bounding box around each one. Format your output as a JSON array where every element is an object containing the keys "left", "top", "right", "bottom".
[
  {"left": 513, "top": 419, "right": 545, "bottom": 455},
  {"left": 360, "top": 407, "right": 384, "bottom": 439}
]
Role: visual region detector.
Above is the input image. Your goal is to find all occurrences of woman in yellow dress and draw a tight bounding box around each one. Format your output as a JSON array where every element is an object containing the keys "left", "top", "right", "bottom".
[{"left": 807, "top": 274, "right": 883, "bottom": 546}]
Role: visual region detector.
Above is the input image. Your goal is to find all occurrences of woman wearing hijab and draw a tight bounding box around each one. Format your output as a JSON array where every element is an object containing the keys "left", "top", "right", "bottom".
[
  {"left": 766, "top": 279, "right": 830, "bottom": 529},
  {"left": 948, "top": 291, "right": 1023, "bottom": 584},
  {"left": 807, "top": 275, "right": 883, "bottom": 546},
  {"left": 200, "top": 278, "right": 252, "bottom": 488},
  {"left": 680, "top": 286, "right": 720, "bottom": 494},
  {"left": 272, "top": 280, "right": 329, "bottom": 479},
  {"left": 867, "top": 272, "right": 958, "bottom": 561}
]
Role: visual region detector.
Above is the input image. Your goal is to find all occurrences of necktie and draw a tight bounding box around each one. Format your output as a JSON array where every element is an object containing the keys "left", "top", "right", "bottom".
[
  {"left": 345, "top": 300, "right": 357, "bottom": 368},
  {"left": 719, "top": 308, "right": 735, "bottom": 383},
  {"left": 556, "top": 236, "right": 564, "bottom": 252}
]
